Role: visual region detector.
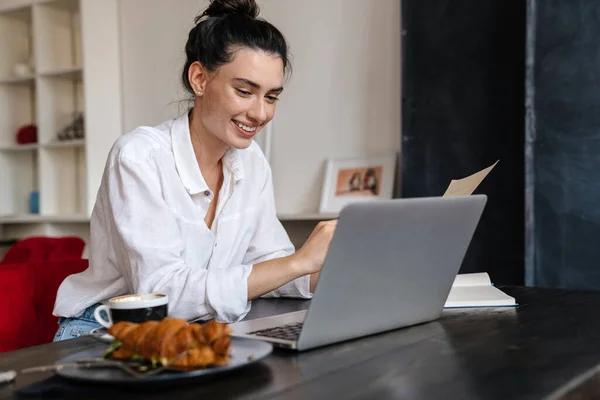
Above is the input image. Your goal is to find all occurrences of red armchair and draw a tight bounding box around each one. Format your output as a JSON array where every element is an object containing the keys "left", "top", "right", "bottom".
[
  {"left": 0, "top": 236, "right": 86, "bottom": 265},
  {"left": 0, "top": 259, "right": 89, "bottom": 353}
]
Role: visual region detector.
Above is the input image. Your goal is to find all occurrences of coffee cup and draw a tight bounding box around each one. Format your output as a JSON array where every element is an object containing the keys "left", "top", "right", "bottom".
[{"left": 93, "top": 293, "right": 168, "bottom": 329}]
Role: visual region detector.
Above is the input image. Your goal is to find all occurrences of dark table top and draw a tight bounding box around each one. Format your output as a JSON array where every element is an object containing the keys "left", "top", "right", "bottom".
[{"left": 2, "top": 286, "right": 600, "bottom": 399}]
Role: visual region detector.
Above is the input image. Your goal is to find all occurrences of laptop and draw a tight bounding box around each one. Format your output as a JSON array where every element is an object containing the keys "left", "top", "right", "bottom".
[{"left": 230, "top": 195, "right": 487, "bottom": 351}]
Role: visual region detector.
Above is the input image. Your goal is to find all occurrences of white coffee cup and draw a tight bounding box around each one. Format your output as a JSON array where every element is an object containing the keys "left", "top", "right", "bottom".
[{"left": 93, "top": 293, "right": 168, "bottom": 329}]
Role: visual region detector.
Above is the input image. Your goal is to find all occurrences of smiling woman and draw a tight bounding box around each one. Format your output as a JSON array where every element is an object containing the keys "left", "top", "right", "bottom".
[
  {"left": 187, "top": 49, "right": 283, "bottom": 149},
  {"left": 51, "top": 0, "right": 338, "bottom": 341}
]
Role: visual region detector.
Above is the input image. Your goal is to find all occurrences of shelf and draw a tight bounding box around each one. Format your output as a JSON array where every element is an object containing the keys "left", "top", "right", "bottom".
[
  {"left": 0, "top": 143, "right": 38, "bottom": 152},
  {"left": 0, "top": 74, "right": 34, "bottom": 84},
  {"left": 2, "top": 213, "right": 337, "bottom": 223},
  {"left": 1, "top": 212, "right": 337, "bottom": 223},
  {"left": 0, "top": 67, "right": 82, "bottom": 84},
  {"left": 43, "top": 138, "right": 84, "bottom": 148},
  {"left": 278, "top": 213, "right": 339, "bottom": 221},
  {"left": 0, "top": 213, "right": 89, "bottom": 223},
  {"left": 0, "top": 140, "right": 83, "bottom": 151},
  {"left": 0, "top": 1, "right": 31, "bottom": 13},
  {"left": 38, "top": 64, "right": 82, "bottom": 79}
]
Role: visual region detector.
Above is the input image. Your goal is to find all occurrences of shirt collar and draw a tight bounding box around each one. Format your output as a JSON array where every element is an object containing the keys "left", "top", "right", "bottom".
[
  {"left": 222, "top": 147, "right": 245, "bottom": 183},
  {"left": 171, "top": 113, "right": 245, "bottom": 195}
]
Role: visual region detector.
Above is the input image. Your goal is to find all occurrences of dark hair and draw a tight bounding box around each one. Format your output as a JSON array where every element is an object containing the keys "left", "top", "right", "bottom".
[{"left": 181, "top": 0, "right": 291, "bottom": 96}]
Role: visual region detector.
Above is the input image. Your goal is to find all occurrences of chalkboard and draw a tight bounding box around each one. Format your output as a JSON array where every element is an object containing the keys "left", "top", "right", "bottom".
[
  {"left": 531, "top": 0, "right": 600, "bottom": 289},
  {"left": 400, "top": 0, "right": 526, "bottom": 285}
]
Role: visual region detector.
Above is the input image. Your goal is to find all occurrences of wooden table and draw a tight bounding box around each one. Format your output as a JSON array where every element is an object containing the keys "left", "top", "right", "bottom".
[{"left": 2, "top": 286, "right": 600, "bottom": 399}]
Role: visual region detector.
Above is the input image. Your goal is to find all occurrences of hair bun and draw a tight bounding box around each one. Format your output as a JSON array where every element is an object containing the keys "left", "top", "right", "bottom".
[{"left": 202, "top": 0, "right": 259, "bottom": 19}]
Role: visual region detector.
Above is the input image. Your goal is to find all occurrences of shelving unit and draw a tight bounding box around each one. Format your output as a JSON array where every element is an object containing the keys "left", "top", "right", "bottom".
[
  {"left": 0, "top": 143, "right": 37, "bottom": 151},
  {"left": 0, "top": 0, "right": 37, "bottom": 220},
  {"left": 0, "top": 0, "right": 83, "bottom": 220},
  {"left": 0, "top": 0, "right": 121, "bottom": 249}
]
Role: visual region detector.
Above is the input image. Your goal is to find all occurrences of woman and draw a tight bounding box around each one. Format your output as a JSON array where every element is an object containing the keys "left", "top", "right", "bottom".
[
  {"left": 349, "top": 172, "right": 362, "bottom": 192},
  {"left": 364, "top": 169, "right": 379, "bottom": 195},
  {"left": 53, "top": 0, "right": 336, "bottom": 341}
]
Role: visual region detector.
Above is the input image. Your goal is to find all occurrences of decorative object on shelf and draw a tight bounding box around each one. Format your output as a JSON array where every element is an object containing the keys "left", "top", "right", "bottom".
[
  {"left": 56, "top": 112, "right": 85, "bottom": 141},
  {"left": 16, "top": 124, "right": 38, "bottom": 145},
  {"left": 319, "top": 155, "right": 396, "bottom": 213},
  {"left": 29, "top": 191, "right": 39, "bottom": 214}
]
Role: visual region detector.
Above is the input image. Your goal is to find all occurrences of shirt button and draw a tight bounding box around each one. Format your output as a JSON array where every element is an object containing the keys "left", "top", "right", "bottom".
[
  {"left": 214, "top": 243, "right": 217, "bottom": 248},
  {"left": 204, "top": 190, "right": 210, "bottom": 196}
]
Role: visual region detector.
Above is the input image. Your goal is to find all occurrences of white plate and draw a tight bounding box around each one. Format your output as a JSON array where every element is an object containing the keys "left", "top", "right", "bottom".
[{"left": 88, "top": 327, "right": 114, "bottom": 343}]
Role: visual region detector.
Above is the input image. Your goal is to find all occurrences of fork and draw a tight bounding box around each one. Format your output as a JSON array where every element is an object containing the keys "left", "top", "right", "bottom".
[
  {"left": 110, "top": 350, "right": 189, "bottom": 378},
  {"left": 20, "top": 351, "right": 189, "bottom": 378}
]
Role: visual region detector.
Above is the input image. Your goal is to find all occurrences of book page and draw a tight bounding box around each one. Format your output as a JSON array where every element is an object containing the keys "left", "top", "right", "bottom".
[
  {"left": 443, "top": 160, "right": 499, "bottom": 197},
  {"left": 451, "top": 272, "right": 492, "bottom": 287}
]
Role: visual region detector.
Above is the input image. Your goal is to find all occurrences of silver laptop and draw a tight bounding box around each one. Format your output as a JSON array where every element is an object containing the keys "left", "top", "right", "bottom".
[{"left": 230, "top": 195, "right": 487, "bottom": 351}]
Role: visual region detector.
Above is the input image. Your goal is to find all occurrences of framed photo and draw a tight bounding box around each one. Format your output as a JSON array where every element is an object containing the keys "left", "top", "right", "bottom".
[
  {"left": 319, "top": 155, "right": 396, "bottom": 214},
  {"left": 254, "top": 120, "right": 273, "bottom": 163}
]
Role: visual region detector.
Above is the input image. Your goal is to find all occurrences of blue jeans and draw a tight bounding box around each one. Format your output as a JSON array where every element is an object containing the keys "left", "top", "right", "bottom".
[{"left": 53, "top": 303, "right": 104, "bottom": 342}]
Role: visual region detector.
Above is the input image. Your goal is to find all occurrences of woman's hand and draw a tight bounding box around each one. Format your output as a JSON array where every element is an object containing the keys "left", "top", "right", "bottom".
[
  {"left": 247, "top": 219, "right": 337, "bottom": 300},
  {"left": 293, "top": 220, "right": 338, "bottom": 275}
]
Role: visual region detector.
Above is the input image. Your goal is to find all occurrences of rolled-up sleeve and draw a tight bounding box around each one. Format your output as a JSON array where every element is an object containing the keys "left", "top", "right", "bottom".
[
  {"left": 243, "top": 163, "right": 313, "bottom": 299},
  {"left": 105, "top": 155, "right": 251, "bottom": 322}
]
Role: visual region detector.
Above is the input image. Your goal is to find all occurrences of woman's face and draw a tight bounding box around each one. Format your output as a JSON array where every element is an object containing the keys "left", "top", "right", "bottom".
[{"left": 194, "top": 48, "right": 284, "bottom": 149}]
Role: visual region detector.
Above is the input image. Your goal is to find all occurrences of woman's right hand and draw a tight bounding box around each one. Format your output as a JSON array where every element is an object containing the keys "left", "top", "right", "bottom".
[{"left": 293, "top": 219, "right": 338, "bottom": 275}]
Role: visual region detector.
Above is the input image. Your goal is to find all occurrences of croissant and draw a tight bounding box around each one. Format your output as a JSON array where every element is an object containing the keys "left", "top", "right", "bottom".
[{"left": 107, "top": 318, "right": 232, "bottom": 369}]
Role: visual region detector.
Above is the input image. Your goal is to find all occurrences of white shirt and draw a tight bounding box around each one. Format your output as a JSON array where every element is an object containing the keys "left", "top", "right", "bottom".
[{"left": 53, "top": 113, "right": 312, "bottom": 323}]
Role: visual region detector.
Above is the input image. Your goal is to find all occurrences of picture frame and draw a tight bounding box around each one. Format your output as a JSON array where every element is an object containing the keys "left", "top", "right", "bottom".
[
  {"left": 254, "top": 120, "right": 273, "bottom": 164},
  {"left": 319, "top": 154, "right": 397, "bottom": 214}
]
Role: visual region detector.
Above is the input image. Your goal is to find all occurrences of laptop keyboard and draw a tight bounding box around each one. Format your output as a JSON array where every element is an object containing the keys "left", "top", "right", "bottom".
[{"left": 249, "top": 322, "right": 304, "bottom": 341}]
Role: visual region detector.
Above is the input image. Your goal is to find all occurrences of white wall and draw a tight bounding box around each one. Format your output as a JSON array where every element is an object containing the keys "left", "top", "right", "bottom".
[
  {"left": 118, "top": 0, "right": 206, "bottom": 132},
  {"left": 118, "top": 0, "right": 401, "bottom": 215},
  {"left": 82, "top": 0, "right": 123, "bottom": 215}
]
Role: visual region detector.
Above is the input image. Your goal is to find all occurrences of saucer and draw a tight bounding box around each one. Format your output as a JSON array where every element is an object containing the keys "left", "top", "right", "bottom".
[{"left": 88, "top": 327, "right": 114, "bottom": 343}]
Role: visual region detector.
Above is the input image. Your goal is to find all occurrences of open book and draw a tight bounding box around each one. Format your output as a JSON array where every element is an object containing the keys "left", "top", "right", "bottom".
[
  {"left": 444, "top": 272, "right": 516, "bottom": 308},
  {"left": 439, "top": 162, "right": 515, "bottom": 308}
]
